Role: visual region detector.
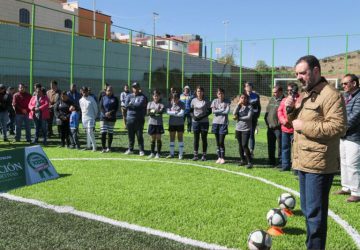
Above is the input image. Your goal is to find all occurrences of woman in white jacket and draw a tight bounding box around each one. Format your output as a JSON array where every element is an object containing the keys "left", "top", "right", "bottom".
[{"left": 80, "top": 86, "right": 98, "bottom": 151}]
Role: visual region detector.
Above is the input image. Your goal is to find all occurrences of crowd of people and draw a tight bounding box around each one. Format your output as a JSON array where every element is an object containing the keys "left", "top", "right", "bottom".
[{"left": 0, "top": 55, "right": 359, "bottom": 249}]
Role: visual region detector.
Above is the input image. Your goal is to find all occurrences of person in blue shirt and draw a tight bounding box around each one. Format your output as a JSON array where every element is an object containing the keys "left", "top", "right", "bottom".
[
  {"left": 124, "top": 82, "right": 147, "bottom": 156},
  {"left": 67, "top": 84, "right": 81, "bottom": 108},
  {"left": 99, "top": 86, "right": 119, "bottom": 153},
  {"left": 69, "top": 105, "right": 80, "bottom": 149},
  {"left": 244, "top": 82, "right": 261, "bottom": 157},
  {"left": 180, "top": 85, "right": 193, "bottom": 132}
]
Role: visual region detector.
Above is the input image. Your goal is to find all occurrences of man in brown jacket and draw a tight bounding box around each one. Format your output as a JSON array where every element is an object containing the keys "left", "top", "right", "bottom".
[
  {"left": 46, "top": 80, "right": 61, "bottom": 137},
  {"left": 285, "top": 55, "right": 347, "bottom": 250}
]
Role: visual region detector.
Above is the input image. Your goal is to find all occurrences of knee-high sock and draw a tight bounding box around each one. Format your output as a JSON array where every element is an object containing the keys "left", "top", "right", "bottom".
[
  {"left": 169, "top": 141, "right": 175, "bottom": 156},
  {"left": 101, "top": 132, "right": 107, "bottom": 149},
  {"left": 108, "top": 133, "right": 113, "bottom": 148},
  {"left": 156, "top": 139, "right": 162, "bottom": 154},
  {"left": 178, "top": 142, "right": 184, "bottom": 156},
  {"left": 151, "top": 139, "right": 156, "bottom": 154}
]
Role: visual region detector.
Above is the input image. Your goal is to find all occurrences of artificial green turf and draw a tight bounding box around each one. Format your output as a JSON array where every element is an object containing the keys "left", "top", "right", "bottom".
[
  {"left": 1, "top": 115, "right": 359, "bottom": 249},
  {"left": 0, "top": 197, "right": 200, "bottom": 250},
  {"left": 8, "top": 159, "right": 357, "bottom": 250}
]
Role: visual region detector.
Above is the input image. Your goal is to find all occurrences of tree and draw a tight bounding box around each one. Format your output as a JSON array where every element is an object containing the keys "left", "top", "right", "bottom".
[
  {"left": 255, "top": 60, "right": 270, "bottom": 72},
  {"left": 218, "top": 54, "right": 235, "bottom": 65}
]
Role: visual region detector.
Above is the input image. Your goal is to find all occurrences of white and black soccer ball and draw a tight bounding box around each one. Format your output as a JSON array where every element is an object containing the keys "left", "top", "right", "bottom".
[
  {"left": 278, "top": 193, "right": 296, "bottom": 210},
  {"left": 248, "top": 229, "right": 272, "bottom": 250},
  {"left": 266, "top": 208, "right": 287, "bottom": 227}
]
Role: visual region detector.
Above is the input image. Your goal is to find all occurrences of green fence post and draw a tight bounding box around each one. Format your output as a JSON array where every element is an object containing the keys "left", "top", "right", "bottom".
[
  {"left": 148, "top": 36, "right": 154, "bottom": 92},
  {"left": 210, "top": 42, "right": 213, "bottom": 100},
  {"left": 239, "top": 40, "right": 243, "bottom": 94},
  {"left": 29, "top": 3, "right": 36, "bottom": 94},
  {"left": 70, "top": 15, "right": 75, "bottom": 86},
  {"left": 307, "top": 37, "right": 310, "bottom": 55},
  {"left": 345, "top": 34, "right": 349, "bottom": 74},
  {"left": 166, "top": 40, "right": 170, "bottom": 97},
  {"left": 102, "top": 23, "right": 107, "bottom": 88},
  {"left": 271, "top": 38, "right": 275, "bottom": 89},
  {"left": 181, "top": 44, "right": 185, "bottom": 89},
  {"left": 127, "top": 30, "right": 132, "bottom": 87}
]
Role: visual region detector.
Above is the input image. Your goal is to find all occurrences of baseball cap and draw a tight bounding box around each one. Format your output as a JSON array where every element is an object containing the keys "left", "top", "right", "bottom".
[
  {"left": 184, "top": 85, "right": 190, "bottom": 90},
  {"left": 132, "top": 82, "right": 140, "bottom": 89},
  {"left": 0, "top": 84, "right": 6, "bottom": 90}
]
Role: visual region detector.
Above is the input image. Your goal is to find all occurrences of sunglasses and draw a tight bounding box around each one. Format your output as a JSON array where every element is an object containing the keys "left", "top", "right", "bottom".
[{"left": 342, "top": 81, "right": 353, "bottom": 86}]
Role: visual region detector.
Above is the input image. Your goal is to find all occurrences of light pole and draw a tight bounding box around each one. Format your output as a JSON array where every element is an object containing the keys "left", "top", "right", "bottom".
[
  {"left": 153, "top": 12, "right": 159, "bottom": 46},
  {"left": 93, "top": 0, "right": 96, "bottom": 37},
  {"left": 222, "top": 20, "right": 229, "bottom": 55}
]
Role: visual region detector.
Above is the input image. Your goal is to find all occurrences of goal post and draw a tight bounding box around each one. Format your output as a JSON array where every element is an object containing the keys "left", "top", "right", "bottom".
[{"left": 274, "top": 78, "right": 340, "bottom": 89}]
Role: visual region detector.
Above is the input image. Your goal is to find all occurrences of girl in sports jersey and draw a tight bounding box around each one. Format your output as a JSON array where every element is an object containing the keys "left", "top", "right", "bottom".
[
  {"left": 147, "top": 90, "right": 165, "bottom": 158},
  {"left": 166, "top": 92, "right": 185, "bottom": 159},
  {"left": 211, "top": 88, "right": 230, "bottom": 164}
]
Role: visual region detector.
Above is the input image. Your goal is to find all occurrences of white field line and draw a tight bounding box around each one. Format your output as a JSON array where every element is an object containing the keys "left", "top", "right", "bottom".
[
  {"left": 3, "top": 157, "right": 360, "bottom": 249},
  {"left": 0, "top": 193, "right": 230, "bottom": 250}
]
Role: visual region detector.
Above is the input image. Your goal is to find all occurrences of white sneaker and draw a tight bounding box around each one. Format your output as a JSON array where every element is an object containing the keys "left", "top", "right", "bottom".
[
  {"left": 155, "top": 153, "right": 160, "bottom": 159},
  {"left": 166, "top": 154, "right": 174, "bottom": 159},
  {"left": 216, "top": 158, "right": 221, "bottom": 164},
  {"left": 101, "top": 149, "right": 106, "bottom": 153},
  {"left": 178, "top": 154, "right": 183, "bottom": 160},
  {"left": 139, "top": 151, "right": 145, "bottom": 156},
  {"left": 124, "top": 149, "right": 134, "bottom": 155},
  {"left": 106, "top": 148, "right": 111, "bottom": 153},
  {"left": 148, "top": 153, "right": 155, "bottom": 158}
]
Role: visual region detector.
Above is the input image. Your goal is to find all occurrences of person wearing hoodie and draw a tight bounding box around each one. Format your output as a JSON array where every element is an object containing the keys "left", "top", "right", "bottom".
[{"left": 80, "top": 86, "right": 98, "bottom": 151}]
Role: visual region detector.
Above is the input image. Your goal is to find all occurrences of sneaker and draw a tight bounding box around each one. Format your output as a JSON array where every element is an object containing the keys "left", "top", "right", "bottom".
[
  {"left": 216, "top": 158, "right": 221, "bottom": 164},
  {"left": 148, "top": 153, "right": 155, "bottom": 159},
  {"left": 201, "top": 155, "right": 206, "bottom": 161},
  {"left": 333, "top": 190, "right": 351, "bottom": 195},
  {"left": 347, "top": 195, "right": 360, "bottom": 202},
  {"left": 82, "top": 147, "right": 91, "bottom": 151},
  {"left": 219, "top": 158, "right": 225, "bottom": 164},
  {"left": 139, "top": 151, "right": 145, "bottom": 156},
  {"left": 106, "top": 148, "right": 111, "bottom": 153},
  {"left": 238, "top": 160, "right": 246, "bottom": 166},
  {"left": 101, "top": 149, "right": 107, "bottom": 153},
  {"left": 92, "top": 148, "right": 97, "bottom": 152},
  {"left": 124, "top": 149, "right": 134, "bottom": 155},
  {"left": 178, "top": 154, "right": 183, "bottom": 160},
  {"left": 155, "top": 153, "right": 160, "bottom": 159},
  {"left": 166, "top": 154, "right": 174, "bottom": 159},
  {"left": 246, "top": 163, "right": 253, "bottom": 169},
  {"left": 192, "top": 155, "right": 199, "bottom": 161}
]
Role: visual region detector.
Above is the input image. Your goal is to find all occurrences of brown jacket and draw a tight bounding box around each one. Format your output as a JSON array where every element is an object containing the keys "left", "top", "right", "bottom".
[{"left": 287, "top": 78, "right": 347, "bottom": 174}]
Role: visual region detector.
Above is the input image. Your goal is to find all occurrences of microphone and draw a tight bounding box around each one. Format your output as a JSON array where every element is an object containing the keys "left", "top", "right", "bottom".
[{"left": 286, "top": 85, "right": 299, "bottom": 113}]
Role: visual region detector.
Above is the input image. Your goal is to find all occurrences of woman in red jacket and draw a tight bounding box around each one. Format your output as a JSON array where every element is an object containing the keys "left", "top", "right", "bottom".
[
  {"left": 28, "top": 84, "right": 50, "bottom": 145},
  {"left": 277, "top": 82, "right": 299, "bottom": 171}
]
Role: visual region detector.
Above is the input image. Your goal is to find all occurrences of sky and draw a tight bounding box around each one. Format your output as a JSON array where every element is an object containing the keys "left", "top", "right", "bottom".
[{"left": 78, "top": 0, "right": 360, "bottom": 67}]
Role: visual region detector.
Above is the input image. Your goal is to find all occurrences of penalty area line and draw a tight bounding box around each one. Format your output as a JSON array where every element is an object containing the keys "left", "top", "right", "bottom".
[
  {"left": 50, "top": 157, "right": 360, "bottom": 248},
  {"left": 0, "top": 193, "right": 230, "bottom": 250}
]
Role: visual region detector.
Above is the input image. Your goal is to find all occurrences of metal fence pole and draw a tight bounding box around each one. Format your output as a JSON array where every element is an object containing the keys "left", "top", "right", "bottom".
[
  {"left": 70, "top": 15, "right": 75, "bottom": 86},
  {"left": 271, "top": 38, "right": 275, "bottom": 89},
  {"left": 166, "top": 40, "right": 170, "bottom": 96},
  {"left": 181, "top": 44, "right": 185, "bottom": 89},
  {"left": 29, "top": 3, "right": 36, "bottom": 93},
  {"left": 148, "top": 36, "right": 154, "bottom": 92},
  {"left": 345, "top": 34, "right": 349, "bottom": 74},
  {"left": 307, "top": 37, "right": 310, "bottom": 55},
  {"left": 210, "top": 42, "right": 213, "bottom": 100},
  {"left": 127, "top": 30, "right": 132, "bottom": 87},
  {"left": 102, "top": 23, "right": 107, "bottom": 88},
  {"left": 239, "top": 40, "right": 243, "bottom": 94}
]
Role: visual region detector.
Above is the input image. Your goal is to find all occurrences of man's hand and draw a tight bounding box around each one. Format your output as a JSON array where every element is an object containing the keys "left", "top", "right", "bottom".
[
  {"left": 285, "top": 96, "right": 294, "bottom": 109},
  {"left": 292, "top": 119, "right": 304, "bottom": 132}
]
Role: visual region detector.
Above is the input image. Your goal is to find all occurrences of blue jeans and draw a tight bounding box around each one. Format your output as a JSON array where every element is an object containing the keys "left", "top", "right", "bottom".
[
  {"left": 298, "top": 171, "right": 334, "bottom": 250},
  {"left": 15, "top": 114, "right": 31, "bottom": 142},
  {"left": 33, "top": 117, "right": 47, "bottom": 144},
  {"left": 281, "top": 132, "right": 293, "bottom": 170},
  {"left": 0, "top": 111, "right": 9, "bottom": 140}
]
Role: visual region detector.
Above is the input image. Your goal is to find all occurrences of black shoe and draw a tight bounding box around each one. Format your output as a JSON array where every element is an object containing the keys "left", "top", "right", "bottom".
[{"left": 238, "top": 160, "right": 246, "bottom": 166}]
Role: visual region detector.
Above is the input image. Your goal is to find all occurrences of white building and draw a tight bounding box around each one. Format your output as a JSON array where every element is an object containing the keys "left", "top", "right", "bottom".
[{"left": 0, "top": 0, "right": 79, "bottom": 33}]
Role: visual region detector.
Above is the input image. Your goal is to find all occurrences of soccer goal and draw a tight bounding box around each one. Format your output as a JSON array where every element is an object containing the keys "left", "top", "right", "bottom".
[{"left": 274, "top": 78, "right": 340, "bottom": 90}]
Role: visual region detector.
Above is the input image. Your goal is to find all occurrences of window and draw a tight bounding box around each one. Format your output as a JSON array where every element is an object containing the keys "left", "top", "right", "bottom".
[
  {"left": 64, "top": 19, "right": 72, "bottom": 29},
  {"left": 19, "top": 8, "right": 30, "bottom": 24},
  {"left": 157, "top": 41, "right": 165, "bottom": 46}
]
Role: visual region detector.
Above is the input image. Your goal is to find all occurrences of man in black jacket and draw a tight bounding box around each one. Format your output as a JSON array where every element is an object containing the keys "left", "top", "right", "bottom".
[
  {"left": 0, "top": 84, "right": 12, "bottom": 141},
  {"left": 264, "top": 85, "right": 284, "bottom": 167},
  {"left": 334, "top": 74, "right": 360, "bottom": 202}
]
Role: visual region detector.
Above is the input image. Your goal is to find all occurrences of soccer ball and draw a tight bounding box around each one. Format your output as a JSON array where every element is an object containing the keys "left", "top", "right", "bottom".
[
  {"left": 266, "top": 208, "right": 287, "bottom": 227},
  {"left": 248, "top": 230, "right": 272, "bottom": 250},
  {"left": 278, "top": 193, "right": 296, "bottom": 210}
]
